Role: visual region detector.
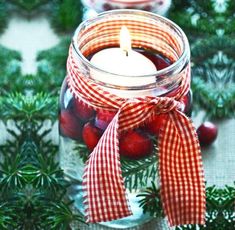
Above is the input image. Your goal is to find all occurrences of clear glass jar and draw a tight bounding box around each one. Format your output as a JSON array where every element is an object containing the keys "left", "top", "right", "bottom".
[
  {"left": 59, "top": 10, "right": 190, "bottom": 229},
  {"left": 82, "top": 0, "right": 172, "bottom": 20}
]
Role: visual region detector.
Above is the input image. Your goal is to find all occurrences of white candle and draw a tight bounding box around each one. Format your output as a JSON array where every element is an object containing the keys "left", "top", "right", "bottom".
[{"left": 90, "top": 26, "right": 157, "bottom": 89}]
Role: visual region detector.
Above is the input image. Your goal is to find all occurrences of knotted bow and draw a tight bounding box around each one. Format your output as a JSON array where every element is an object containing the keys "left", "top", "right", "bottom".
[{"left": 67, "top": 46, "right": 206, "bottom": 226}]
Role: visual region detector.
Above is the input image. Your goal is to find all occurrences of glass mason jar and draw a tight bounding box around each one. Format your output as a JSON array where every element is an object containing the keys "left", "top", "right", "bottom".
[
  {"left": 82, "top": 0, "right": 172, "bottom": 20},
  {"left": 59, "top": 10, "right": 191, "bottom": 229}
]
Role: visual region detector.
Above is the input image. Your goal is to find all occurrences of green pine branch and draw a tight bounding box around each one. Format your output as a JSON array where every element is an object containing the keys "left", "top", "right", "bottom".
[
  {"left": 8, "top": 0, "right": 49, "bottom": 11},
  {"left": 0, "top": 93, "right": 58, "bottom": 122},
  {"left": 36, "top": 37, "right": 70, "bottom": 91},
  {"left": 73, "top": 142, "right": 158, "bottom": 192},
  {"left": 0, "top": 45, "right": 22, "bottom": 92},
  {"left": 0, "top": 91, "right": 85, "bottom": 229},
  {"left": 0, "top": 202, "right": 18, "bottom": 230},
  {"left": 169, "top": 0, "right": 235, "bottom": 37},
  {"left": 138, "top": 182, "right": 235, "bottom": 230},
  {"left": 40, "top": 201, "right": 85, "bottom": 230},
  {"left": 137, "top": 181, "right": 164, "bottom": 218},
  {"left": 73, "top": 142, "right": 90, "bottom": 164},
  {"left": 191, "top": 36, "right": 235, "bottom": 63},
  {"left": 49, "top": 0, "right": 84, "bottom": 33},
  {"left": 1, "top": 1, "right": 84, "bottom": 33},
  {"left": 0, "top": 1, "right": 8, "bottom": 34},
  {"left": 121, "top": 154, "right": 158, "bottom": 192},
  {"left": 191, "top": 36, "right": 235, "bottom": 118}
]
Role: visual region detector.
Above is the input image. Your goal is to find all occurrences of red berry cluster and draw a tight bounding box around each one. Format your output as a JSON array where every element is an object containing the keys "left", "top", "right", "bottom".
[
  {"left": 59, "top": 94, "right": 96, "bottom": 142},
  {"left": 59, "top": 78, "right": 193, "bottom": 160}
]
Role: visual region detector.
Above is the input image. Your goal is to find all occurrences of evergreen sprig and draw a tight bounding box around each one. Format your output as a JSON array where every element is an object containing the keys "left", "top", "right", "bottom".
[
  {"left": 0, "top": 45, "right": 22, "bottom": 92},
  {"left": 0, "top": 92, "right": 85, "bottom": 229},
  {"left": 191, "top": 36, "right": 235, "bottom": 118},
  {"left": 73, "top": 142, "right": 89, "bottom": 164},
  {"left": 0, "top": 1, "right": 8, "bottom": 34},
  {"left": 1, "top": 0, "right": 83, "bottom": 32},
  {"left": 191, "top": 36, "right": 235, "bottom": 63},
  {"left": 170, "top": 0, "right": 235, "bottom": 38},
  {"left": 138, "top": 182, "right": 235, "bottom": 230},
  {"left": 0, "top": 93, "right": 58, "bottom": 121},
  {"left": 49, "top": 0, "right": 84, "bottom": 33},
  {"left": 121, "top": 154, "right": 158, "bottom": 192},
  {"left": 40, "top": 201, "right": 85, "bottom": 230},
  {"left": 37, "top": 37, "right": 71, "bottom": 91},
  {"left": 8, "top": 0, "right": 49, "bottom": 11},
  {"left": 0, "top": 203, "right": 17, "bottom": 230},
  {"left": 137, "top": 181, "right": 164, "bottom": 218},
  {"left": 74, "top": 142, "right": 158, "bottom": 192}
]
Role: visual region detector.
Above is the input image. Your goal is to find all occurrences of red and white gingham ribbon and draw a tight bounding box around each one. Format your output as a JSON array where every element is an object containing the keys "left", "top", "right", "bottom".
[{"left": 67, "top": 45, "right": 206, "bottom": 226}]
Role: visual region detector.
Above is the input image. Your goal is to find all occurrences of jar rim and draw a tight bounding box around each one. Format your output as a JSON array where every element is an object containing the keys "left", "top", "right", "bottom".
[{"left": 72, "top": 9, "right": 190, "bottom": 79}]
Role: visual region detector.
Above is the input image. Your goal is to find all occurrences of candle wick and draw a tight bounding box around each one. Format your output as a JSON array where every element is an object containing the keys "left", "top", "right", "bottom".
[{"left": 125, "top": 50, "right": 129, "bottom": 57}]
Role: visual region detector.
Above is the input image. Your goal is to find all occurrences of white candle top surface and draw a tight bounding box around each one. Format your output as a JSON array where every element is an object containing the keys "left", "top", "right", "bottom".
[
  {"left": 90, "top": 26, "right": 157, "bottom": 87},
  {"left": 90, "top": 48, "right": 156, "bottom": 77}
]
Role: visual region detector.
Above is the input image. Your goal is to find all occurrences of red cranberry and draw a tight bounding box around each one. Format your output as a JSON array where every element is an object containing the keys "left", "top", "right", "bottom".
[
  {"left": 59, "top": 110, "right": 82, "bottom": 140},
  {"left": 82, "top": 122, "right": 103, "bottom": 151},
  {"left": 119, "top": 130, "right": 154, "bottom": 160},
  {"left": 73, "top": 99, "right": 95, "bottom": 122},
  {"left": 197, "top": 122, "right": 218, "bottom": 146},
  {"left": 95, "top": 110, "right": 116, "bottom": 130}
]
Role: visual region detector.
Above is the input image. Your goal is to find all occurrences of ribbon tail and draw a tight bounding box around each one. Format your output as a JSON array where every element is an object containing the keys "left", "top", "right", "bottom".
[
  {"left": 82, "top": 114, "right": 132, "bottom": 223},
  {"left": 159, "top": 111, "right": 206, "bottom": 226}
]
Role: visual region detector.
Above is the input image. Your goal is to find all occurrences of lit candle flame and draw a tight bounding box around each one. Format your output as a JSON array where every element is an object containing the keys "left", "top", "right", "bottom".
[{"left": 120, "top": 26, "right": 132, "bottom": 56}]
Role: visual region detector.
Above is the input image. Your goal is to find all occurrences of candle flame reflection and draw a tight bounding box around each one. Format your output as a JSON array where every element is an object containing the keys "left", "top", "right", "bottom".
[{"left": 120, "top": 26, "right": 132, "bottom": 56}]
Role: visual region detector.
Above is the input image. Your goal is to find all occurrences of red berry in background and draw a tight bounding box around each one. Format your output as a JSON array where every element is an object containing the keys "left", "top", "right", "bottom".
[
  {"left": 119, "top": 130, "right": 154, "bottom": 160},
  {"left": 82, "top": 122, "right": 103, "bottom": 151},
  {"left": 197, "top": 122, "right": 218, "bottom": 146},
  {"left": 95, "top": 110, "right": 116, "bottom": 130},
  {"left": 59, "top": 110, "right": 82, "bottom": 140},
  {"left": 73, "top": 99, "right": 95, "bottom": 122},
  {"left": 145, "top": 114, "right": 167, "bottom": 137}
]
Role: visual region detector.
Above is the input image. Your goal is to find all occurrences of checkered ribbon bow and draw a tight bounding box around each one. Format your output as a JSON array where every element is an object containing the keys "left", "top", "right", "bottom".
[{"left": 67, "top": 46, "right": 206, "bottom": 226}]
